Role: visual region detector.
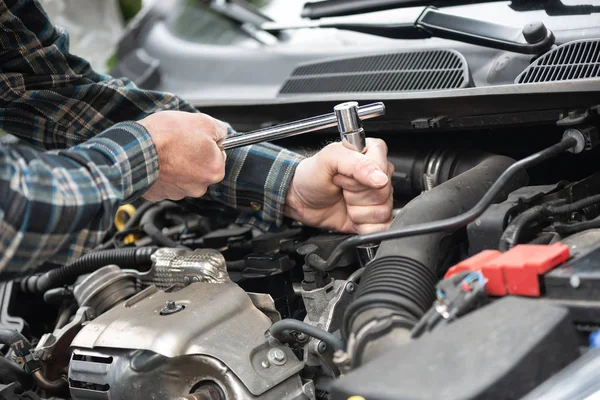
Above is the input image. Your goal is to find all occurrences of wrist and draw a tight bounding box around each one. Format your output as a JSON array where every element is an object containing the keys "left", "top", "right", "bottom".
[{"left": 284, "top": 179, "right": 305, "bottom": 222}]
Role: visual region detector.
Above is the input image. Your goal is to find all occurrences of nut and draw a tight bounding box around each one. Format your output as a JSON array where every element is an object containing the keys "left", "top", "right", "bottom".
[
  {"left": 346, "top": 282, "right": 356, "bottom": 293},
  {"left": 267, "top": 348, "right": 287, "bottom": 365},
  {"left": 317, "top": 341, "right": 328, "bottom": 354}
]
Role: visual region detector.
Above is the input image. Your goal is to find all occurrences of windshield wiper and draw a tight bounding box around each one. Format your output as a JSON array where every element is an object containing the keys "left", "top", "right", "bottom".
[
  {"left": 301, "top": 0, "right": 600, "bottom": 19},
  {"left": 510, "top": 0, "right": 600, "bottom": 16},
  {"left": 301, "top": 0, "right": 505, "bottom": 19},
  {"left": 263, "top": 6, "right": 555, "bottom": 55}
]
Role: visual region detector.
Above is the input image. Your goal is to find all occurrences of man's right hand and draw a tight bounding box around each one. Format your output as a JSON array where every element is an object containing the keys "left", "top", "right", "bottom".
[{"left": 138, "top": 111, "right": 228, "bottom": 201}]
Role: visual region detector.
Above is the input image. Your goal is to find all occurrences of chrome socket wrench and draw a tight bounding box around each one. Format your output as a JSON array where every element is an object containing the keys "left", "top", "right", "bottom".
[{"left": 219, "top": 102, "right": 385, "bottom": 150}]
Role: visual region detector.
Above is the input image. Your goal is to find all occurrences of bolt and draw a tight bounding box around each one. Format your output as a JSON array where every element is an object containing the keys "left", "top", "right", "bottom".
[
  {"left": 317, "top": 341, "right": 327, "bottom": 354},
  {"left": 346, "top": 282, "right": 356, "bottom": 293},
  {"left": 296, "top": 332, "right": 307, "bottom": 342},
  {"left": 268, "top": 348, "right": 287, "bottom": 365},
  {"left": 261, "top": 360, "right": 270, "bottom": 369},
  {"left": 160, "top": 300, "right": 184, "bottom": 315},
  {"left": 570, "top": 275, "right": 581, "bottom": 289}
]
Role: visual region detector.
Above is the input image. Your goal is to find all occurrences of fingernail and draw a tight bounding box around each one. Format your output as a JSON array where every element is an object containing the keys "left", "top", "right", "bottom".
[{"left": 369, "top": 169, "right": 388, "bottom": 186}]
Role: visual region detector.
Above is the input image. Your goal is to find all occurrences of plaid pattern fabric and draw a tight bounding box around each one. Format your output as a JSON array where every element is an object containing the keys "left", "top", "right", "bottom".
[{"left": 0, "top": 0, "right": 304, "bottom": 275}]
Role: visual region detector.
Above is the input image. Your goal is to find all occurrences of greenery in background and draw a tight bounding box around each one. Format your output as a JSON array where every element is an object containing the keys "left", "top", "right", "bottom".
[
  {"left": 119, "top": 0, "right": 142, "bottom": 21},
  {"left": 106, "top": 0, "right": 274, "bottom": 71},
  {"left": 106, "top": 0, "right": 142, "bottom": 70}
]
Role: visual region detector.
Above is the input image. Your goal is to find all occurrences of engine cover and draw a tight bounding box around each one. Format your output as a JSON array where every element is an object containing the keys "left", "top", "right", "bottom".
[{"left": 68, "top": 283, "right": 307, "bottom": 399}]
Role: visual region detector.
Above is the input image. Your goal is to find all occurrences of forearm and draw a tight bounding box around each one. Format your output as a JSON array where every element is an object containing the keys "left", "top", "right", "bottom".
[
  {"left": 0, "top": 122, "right": 157, "bottom": 276},
  {"left": 0, "top": 0, "right": 196, "bottom": 150},
  {"left": 205, "top": 143, "right": 305, "bottom": 230},
  {"left": 0, "top": 0, "right": 306, "bottom": 230}
]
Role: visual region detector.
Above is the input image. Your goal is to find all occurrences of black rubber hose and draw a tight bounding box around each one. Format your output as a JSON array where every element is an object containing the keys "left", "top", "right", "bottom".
[
  {"left": 0, "top": 329, "right": 41, "bottom": 374},
  {"left": 269, "top": 319, "right": 345, "bottom": 351},
  {"left": 21, "top": 247, "right": 156, "bottom": 294},
  {"left": 555, "top": 216, "right": 600, "bottom": 236},
  {"left": 96, "top": 201, "right": 155, "bottom": 250},
  {"left": 342, "top": 155, "right": 528, "bottom": 366},
  {"left": 388, "top": 148, "right": 502, "bottom": 199},
  {"left": 499, "top": 193, "right": 600, "bottom": 250},
  {"left": 0, "top": 356, "right": 31, "bottom": 386},
  {"left": 140, "top": 202, "right": 188, "bottom": 248},
  {"left": 305, "top": 138, "right": 577, "bottom": 272}
]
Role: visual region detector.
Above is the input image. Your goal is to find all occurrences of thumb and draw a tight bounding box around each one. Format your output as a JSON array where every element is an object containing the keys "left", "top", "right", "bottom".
[{"left": 320, "top": 143, "right": 389, "bottom": 189}]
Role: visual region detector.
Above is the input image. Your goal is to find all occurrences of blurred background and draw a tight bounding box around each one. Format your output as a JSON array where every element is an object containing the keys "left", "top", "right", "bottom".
[{"left": 39, "top": 0, "right": 300, "bottom": 74}]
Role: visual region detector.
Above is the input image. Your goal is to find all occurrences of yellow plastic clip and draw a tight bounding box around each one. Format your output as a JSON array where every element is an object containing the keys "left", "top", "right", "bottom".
[{"left": 114, "top": 204, "right": 138, "bottom": 244}]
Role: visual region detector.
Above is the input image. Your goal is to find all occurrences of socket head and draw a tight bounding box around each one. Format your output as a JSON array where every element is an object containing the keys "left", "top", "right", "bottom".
[{"left": 334, "top": 102, "right": 362, "bottom": 134}]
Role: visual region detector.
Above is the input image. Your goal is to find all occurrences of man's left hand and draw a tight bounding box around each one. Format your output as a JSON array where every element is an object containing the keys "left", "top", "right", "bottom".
[{"left": 285, "top": 138, "right": 394, "bottom": 234}]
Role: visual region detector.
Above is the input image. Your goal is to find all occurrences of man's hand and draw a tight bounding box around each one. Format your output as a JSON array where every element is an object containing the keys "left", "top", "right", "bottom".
[
  {"left": 285, "top": 138, "right": 394, "bottom": 234},
  {"left": 138, "top": 111, "right": 228, "bottom": 201}
]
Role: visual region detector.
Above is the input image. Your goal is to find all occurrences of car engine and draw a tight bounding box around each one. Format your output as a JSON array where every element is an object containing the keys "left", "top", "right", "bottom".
[{"left": 2, "top": 4, "right": 600, "bottom": 399}]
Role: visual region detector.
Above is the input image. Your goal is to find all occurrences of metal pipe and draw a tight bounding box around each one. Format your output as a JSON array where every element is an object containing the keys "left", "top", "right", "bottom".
[
  {"left": 32, "top": 370, "right": 68, "bottom": 392},
  {"left": 220, "top": 102, "right": 385, "bottom": 150}
]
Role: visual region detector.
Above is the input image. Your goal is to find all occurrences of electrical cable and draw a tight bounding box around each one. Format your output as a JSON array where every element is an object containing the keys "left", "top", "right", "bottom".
[
  {"left": 554, "top": 215, "right": 600, "bottom": 236},
  {"left": 269, "top": 319, "right": 345, "bottom": 351},
  {"left": 500, "top": 193, "right": 600, "bottom": 250},
  {"left": 305, "top": 137, "right": 577, "bottom": 271},
  {"left": 140, "top": 202, "right": 190, "bottom": 249},
  {"left": 96, "top": 201, "right": 155, "bottom": 250}
]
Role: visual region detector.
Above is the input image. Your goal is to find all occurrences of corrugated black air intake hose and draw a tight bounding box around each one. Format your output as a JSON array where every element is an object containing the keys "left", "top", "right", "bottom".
[
  {"left": 344, "top": 155, "right": 529, "bottom": 366},
  {"left": 21, "top": 247, "right": 156, "bottom": 294}
]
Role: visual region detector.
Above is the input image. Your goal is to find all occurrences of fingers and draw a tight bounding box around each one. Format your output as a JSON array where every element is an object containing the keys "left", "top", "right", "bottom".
[
  {"left": 333, "top": 162, "right": 394, "bottom": 193},
  {"left": 141, "top": 110, "right": 228, "bottom": 201},
  {"left": 320, "top": 139, "right": 389, "bottom": 189},
  {"left": 355, "top": 221, "right": 393, "bottom": 235},
  {"left": 363, "top": 138, "right": 389, "bottom": 173},
  {"left": 346, "top": 190, "right": 393, "bottom": 223},
  {"left": 209, "top": 115, "right": 229, "bottom": 143}
]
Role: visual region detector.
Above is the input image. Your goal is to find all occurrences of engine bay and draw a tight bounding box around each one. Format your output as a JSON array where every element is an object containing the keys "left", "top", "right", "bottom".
[
  {"left": 2, "top": 5, "right": 600, "bottom": 397},
  {"left": 1, "top": 100, "right": 600, "bottom": 399}
]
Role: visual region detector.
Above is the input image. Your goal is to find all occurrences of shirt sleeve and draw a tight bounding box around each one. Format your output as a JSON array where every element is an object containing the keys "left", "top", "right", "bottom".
[
  {"left": 0, "top": 0, "right": 304, "bottom": 232},
  {"left": 0, "top": 122, "right": 159, "bottom": 276}
]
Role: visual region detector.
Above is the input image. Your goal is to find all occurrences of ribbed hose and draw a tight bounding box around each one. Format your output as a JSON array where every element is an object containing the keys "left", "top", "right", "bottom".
[
  {"left": 21, "top": 247, "right": 156, "bottom": 294},
  {"left": 345, "top": 257, "right": 438, "bottom": 333},
  {"left": 344, "top": 155, "right": 528, "bottom": 366}
]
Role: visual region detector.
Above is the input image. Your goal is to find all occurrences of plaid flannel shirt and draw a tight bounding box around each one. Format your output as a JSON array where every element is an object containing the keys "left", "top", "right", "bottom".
[{"left": 0, "top": 0, "right": 304, "bottom": 275}]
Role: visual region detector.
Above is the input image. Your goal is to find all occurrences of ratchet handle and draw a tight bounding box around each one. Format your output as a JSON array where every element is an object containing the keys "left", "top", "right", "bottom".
[{"left": 219, "top": 102, "right": 385, "bottom": 150}]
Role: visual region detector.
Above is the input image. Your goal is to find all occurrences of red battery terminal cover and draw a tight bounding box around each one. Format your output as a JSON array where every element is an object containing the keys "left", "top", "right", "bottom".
[{"left": 444, "top": 243, "right": 570, "bottom": 297}]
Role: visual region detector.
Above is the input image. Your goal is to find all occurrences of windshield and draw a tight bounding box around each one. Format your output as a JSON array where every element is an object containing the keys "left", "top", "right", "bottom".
[
  {"left": 165, "top": 0, "right": 305, "bottom": 46},
  {"left": 165, "top": 0, "right": 600, "bottom": 47}
]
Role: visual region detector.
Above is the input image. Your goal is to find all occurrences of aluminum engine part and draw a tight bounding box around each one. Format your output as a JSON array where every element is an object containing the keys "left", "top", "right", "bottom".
[
  {"left": 34, "top": 307, "right": 94, "bottom": 381},
  {"left": 73, "top": 265, "right": 138, "bottom": 315},
  {"left": 301, "top": 278, "right": 356, "bottom": 376},
  {"left": 69, "top": 283, "right": 306, "bottom": 400},
  {"left": 134, "top": 248, "right": 230, "bottom": 290}
]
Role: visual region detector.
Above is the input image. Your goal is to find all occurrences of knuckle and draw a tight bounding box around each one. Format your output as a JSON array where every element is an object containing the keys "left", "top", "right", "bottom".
[
  {"left": 374, "top": 206, "right": 391, "bottom": 222},
  {"left": 388, "top": 162, "right": 395, "bottom": 175},
  {"left": 357, "top": 157, "right": 375, "bottom": 172},
  {"left": 190, "top": 186, "right": 208, "bottom": 198},
  {"left": 369, "top": 138, "right": 388, "bottom": 153},
  {"left": 210, "top": 167, "right": 226, "bottom": 183}
]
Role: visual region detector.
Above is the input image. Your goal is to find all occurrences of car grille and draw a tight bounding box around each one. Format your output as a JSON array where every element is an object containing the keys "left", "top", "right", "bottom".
[
  {"left": 516, "top": 38, "right": 600, "bottom": 84},
  {"left": 279, "top": 49, "right": 470, "bottom": 95}
]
